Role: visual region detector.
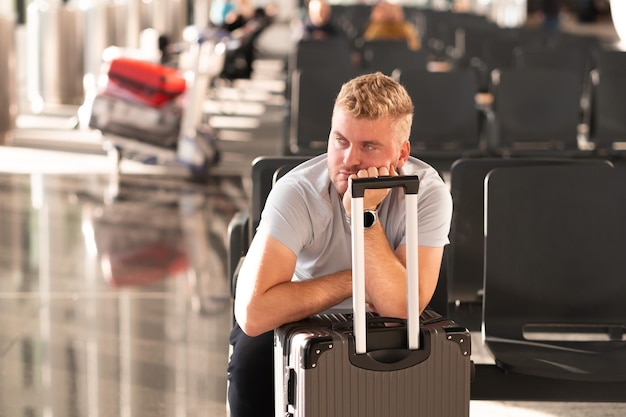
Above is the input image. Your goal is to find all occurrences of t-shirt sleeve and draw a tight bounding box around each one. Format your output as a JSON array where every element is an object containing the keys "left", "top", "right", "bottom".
[
  {"left": 416, "top": 178, "right": 453, "bottom": 247},
  {"left": 255, "top": 178, "right": 313, "bottom": 255}
]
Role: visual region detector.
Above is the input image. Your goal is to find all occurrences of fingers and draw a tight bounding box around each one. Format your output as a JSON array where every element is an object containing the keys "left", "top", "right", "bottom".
[
  {"left": 376, "top": 166, "right": 389, "bottom": 177},
  {"left": 349, "top": 168, "right": 375, "bottom": 179},
  {"left": 348, "top": 166, "right": 398, "bottom": 210},
  {"left": 390, "top": 164, "right": 398, "bottom": 176},
  {"left": 352, "top": 165, "right": 396, "bottom": 179}
]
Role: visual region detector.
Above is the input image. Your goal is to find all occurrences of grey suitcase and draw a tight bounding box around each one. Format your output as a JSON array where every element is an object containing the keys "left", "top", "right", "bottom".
[
  {"left": 89, "top": 93, "right": 182, "bottom": 149},
  {"left": 274, "top": 176, "right": 472, "bottom": 417}
]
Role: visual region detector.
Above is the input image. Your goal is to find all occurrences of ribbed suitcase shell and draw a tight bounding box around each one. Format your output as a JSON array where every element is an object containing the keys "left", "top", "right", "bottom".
[{"left": 275, "top": 311, "right": 471, "bottom": 417}]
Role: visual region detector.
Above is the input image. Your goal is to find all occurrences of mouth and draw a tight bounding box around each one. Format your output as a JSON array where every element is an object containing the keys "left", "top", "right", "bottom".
[
  {"left": 338, "top": 170, "right": 356, "bottom": 180},
  {"left": 333, "top": 171, "right": 354, "bottom": 194}
]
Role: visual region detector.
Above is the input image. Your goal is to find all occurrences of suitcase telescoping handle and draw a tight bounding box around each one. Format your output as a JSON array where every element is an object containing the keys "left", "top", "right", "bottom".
[{"left": 350, "top": 175, "right": 420, "bottom": 354}]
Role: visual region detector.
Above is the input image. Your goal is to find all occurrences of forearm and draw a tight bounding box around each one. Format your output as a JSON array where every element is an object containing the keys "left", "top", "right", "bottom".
[
  {"left": 362, "top": 224, "right": 443, "bottom": 318},
  {"left": 362, "top": 222, "right": 408, "bottom": 318},
  {"left": 235, "top": 270, "right": 352, "bottom": 336}
]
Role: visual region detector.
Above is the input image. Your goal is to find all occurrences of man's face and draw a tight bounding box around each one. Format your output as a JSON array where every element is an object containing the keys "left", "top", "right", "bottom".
[{"left": 327, "top": 107, "right": 410, "bottom": 196}]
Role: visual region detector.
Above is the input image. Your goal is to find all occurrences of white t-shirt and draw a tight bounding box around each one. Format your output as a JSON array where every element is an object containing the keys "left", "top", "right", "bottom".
[{"left": 256, "top": 154, "right": 452, "bottom": 309}]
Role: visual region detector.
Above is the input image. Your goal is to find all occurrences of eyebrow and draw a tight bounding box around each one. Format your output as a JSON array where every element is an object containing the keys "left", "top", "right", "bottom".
[
  {"left": 332, "top": 131, "right": 385, "bottom": 146},
  {"left": 361, "top": 139, "right": 386, "bottom": 148}
]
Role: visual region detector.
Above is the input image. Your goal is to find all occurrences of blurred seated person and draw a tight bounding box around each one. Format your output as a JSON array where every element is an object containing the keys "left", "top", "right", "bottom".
[
  {"left": 300, "top": 0, "right": 341, "bottom": 40},
  {"left": 219, "top": 6, "right": 275, "bottom": 79},
  {"left": 210, "top": 0, "right": 254, "bottom": 33},
  {"left": 362, "top": 0, "right": 421, "bottom": 50}
]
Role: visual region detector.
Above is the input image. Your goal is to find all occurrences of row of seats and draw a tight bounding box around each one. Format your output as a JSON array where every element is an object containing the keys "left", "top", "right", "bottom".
[
  {"left": 286, "top": 8, "right": 495, "bottom": 82},
  {"left": 228, "top": 155, "right": 626, "bottom": 401},
  {"left": 291, "top": 7, "right": 602, "bottom": 82},
  {"left": 284, "top": 48, "right": 626, "bottom": 172},
  {"left": 447, "top": 18, "right": 601, "bottom": 86},
  {"left": 459, "top": 158, "right": 626, "bottom": 400},
  {"left": 310, "top": 5, "right": 506, "bottom": 67},
  {"left": 290, "top": 38, "right": 427, "bottom": 75},
  {"left": 284, "top": 6, "right": 626, "bottom": 168}
]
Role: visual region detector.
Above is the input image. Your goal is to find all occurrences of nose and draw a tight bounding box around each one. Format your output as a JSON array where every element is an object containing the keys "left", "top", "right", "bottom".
[{"left": 343, "top": 144, "right": 360, "bottom": 168}]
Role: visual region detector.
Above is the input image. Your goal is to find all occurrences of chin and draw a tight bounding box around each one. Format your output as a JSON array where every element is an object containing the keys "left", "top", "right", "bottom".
[{"left": 332, "top": 179, "right": 348, "bottom": 196}]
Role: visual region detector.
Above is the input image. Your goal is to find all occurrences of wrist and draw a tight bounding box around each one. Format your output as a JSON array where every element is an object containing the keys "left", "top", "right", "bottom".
[
  {"left": 363, "top": 209, "right": 378, "bottom": 229},
  {"left": 344, "top": 209, "right": 379, "bottom": 229}
]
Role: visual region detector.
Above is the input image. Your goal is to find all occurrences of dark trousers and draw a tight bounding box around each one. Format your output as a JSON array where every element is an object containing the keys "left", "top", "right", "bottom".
[{"left": 227, "top": 322, "right": 275, "bottom": 417}]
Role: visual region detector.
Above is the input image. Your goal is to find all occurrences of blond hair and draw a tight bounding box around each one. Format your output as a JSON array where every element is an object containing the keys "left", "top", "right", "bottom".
[{"left": 334, "top": 72, "right": 413, "bottom": 144}]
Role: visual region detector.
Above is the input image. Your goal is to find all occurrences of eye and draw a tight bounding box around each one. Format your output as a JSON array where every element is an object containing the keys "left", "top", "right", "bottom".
[{"left": 335, "top": 136, "right": 348, "bottom": 147}]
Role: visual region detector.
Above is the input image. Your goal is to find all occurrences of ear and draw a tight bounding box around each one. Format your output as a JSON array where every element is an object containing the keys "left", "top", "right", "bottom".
[{"left": 396, "top": 140, "right": 410, "bottom": 168}]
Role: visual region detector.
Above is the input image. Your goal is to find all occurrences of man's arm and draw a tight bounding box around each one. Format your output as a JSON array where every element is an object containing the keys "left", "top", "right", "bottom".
[
  {"left": 234, "top": 232, "right": 353, "bottom": 337},
  {"left": 362, "top": 221, "right": 443, "bottom": 318},
  {"left": 343, "top": 166, "right": 445, "bottom": 318}
]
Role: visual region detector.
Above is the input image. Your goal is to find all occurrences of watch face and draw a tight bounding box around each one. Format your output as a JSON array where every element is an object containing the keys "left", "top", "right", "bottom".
[{"left": 364, "top": 210, "right": 376, "bottom": 228}]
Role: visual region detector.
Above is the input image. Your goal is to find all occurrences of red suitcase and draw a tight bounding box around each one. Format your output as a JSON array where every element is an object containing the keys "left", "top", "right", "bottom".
[
  {"left": 106, "top": 57, "right": 187, "bottom": 107},
  {"left": 100, "top": 242, "right": 189, "bottom": 288}
]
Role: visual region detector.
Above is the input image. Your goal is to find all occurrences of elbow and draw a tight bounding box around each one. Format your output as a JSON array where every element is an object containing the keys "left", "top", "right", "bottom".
[
  {"left": 378, "top": 298, "right": 431, "bottom": 319},
  {"left": 376, "top": 300, "right": 409, "bottom": 320},
  {"left": 237, "top": 322, "right": 267, "bottom": 338},
  {"left": 393, "top": 303, "right": 409, "bottom": 320},
  {"left": 234, "top": 302, "right": 270, "bottom": 337}
]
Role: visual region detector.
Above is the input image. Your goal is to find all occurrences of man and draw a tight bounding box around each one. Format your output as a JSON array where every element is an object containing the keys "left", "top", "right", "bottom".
[{"left": 228, "top": 72, "right": 452, "bottom": 417}]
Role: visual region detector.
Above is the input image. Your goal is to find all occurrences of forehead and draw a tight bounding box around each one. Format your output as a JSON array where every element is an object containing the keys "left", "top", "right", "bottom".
[{"left": 331, "top": 108, "right": 396, "bottom": 141}]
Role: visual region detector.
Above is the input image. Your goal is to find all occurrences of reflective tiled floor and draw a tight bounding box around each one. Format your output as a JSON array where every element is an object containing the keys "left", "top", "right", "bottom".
[
  {"left": 0, "top": 170, "right": 247, "bottom": 417},
  {"left": 1, "top": 25, "right": 287, "bottom": 413}
]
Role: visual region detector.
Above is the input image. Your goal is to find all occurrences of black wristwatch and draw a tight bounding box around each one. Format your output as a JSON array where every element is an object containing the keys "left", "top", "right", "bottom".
[
  {"left": 363, "top": 209, "right": 379, "bottom": 229},
  {"left": 345, "top": 209, "right": 379, "bottom": 229}
]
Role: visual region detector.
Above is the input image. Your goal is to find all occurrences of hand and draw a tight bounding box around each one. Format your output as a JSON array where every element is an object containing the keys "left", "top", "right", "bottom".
[{"left": 343, "top": 165, "right": 397, "bottom": 215}]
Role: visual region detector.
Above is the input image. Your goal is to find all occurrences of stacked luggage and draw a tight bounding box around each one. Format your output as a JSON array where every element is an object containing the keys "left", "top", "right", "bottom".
[
  {"left": 88, "top": 40, "right": 224, "bottom": 180},
  {"left": 90, "top": 57, "right": 186, "bottom": 150}
]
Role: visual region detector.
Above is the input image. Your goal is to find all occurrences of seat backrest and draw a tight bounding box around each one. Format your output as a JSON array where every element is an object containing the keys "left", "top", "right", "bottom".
[
  {"left": 288, "top": 67, "right": 364, "bottom": 155},
  {"left": 397, "top": 68, "right": 481, "bottom": 152},
  {"left": 585, "top": 50, "right": 626, "bottom": 154},
  {"left": 595, "top": 49, "right": 626, "bottom": 77},
  {"left": 285, "top": 38, "right": 354, "bottom": 103},
  {"left": 592, "top": 73, "right": 626, "bottom": 151},
  {"left": 331, "top": 3, "right": 372, "bottom": 40},
  {"left": 447, "top": 158, "right": 613, "bottom": 305},
  {"left": 482, "top": 164, "right": 626, "bottom": 381},
  {"left": 290, "top": 38, "right": 354, "bottom": 73},
  {"left": 419, "top": 9, "right": 463, "bottom": 59},
  {"left": 490, "top": 68, "right": 583, "bottom": 155},
  {"left": 453, "top": 20, "right": 500, "bottom": 70},
  {"left": 250, "top": 156, "right": 311, "bottom": 235},
  {"left": 360, "top": 39, "right": 427, "bottom": 75},
  {"left": 482, "top": 31, "right": 519, "bottom": 71},
  {"left": 514, "top": 43, "right": 592, "bottom": 83}
]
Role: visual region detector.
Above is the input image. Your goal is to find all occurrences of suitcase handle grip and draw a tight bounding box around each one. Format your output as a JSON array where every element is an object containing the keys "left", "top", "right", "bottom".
[
  {"left": 350, "top": 175, "right": 420, "bottom": 354},
  {"left": 348, "top": 329, "right": 432, "bottom": 371},
  {"left": 350, "top": 175, "right": 419, "bottom": 198}
]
